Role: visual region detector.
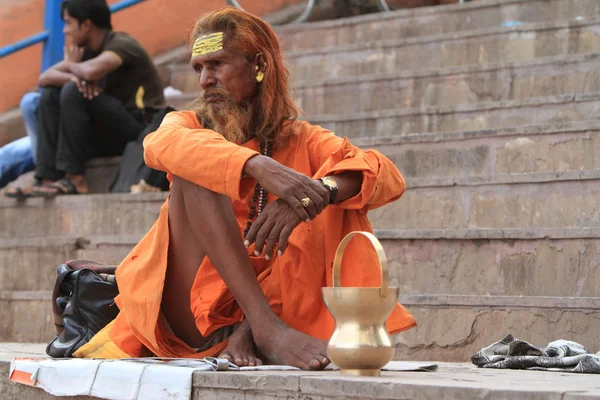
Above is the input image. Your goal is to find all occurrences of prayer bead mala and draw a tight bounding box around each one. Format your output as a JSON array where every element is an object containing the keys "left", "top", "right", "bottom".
[{"left": 244, "top": 140, "right": 273, "bottom": 238}]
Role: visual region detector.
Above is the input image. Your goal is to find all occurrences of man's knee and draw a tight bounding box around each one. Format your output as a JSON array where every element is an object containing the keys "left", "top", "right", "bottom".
[
  {"left": 20, "top": 92, "right": 40, "bottom": 117},
  {"left": 39, "top": 86, "right": 61, "bottom": 107},
  {"left": 59, "top": 81, "right": 84, "bottom": 105}
]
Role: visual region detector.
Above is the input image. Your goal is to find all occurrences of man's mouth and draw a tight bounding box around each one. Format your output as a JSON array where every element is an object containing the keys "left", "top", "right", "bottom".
[{"left": 205, "top": 95, "right": 221, "bottom": 103}]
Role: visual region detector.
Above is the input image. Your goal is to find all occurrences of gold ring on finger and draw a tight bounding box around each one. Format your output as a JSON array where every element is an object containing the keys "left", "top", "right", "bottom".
[{"left": 301, "top": 197, "right": 312, "bottom": 208}]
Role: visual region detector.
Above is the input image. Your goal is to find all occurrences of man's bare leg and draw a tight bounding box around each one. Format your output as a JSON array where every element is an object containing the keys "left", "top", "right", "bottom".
[{"left": 164, "top": 176, "right": 328, "bottom": 370}]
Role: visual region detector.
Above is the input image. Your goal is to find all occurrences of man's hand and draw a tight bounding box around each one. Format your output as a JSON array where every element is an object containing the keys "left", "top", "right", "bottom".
[
  {"left": 244, "top": 199, "right": 303, "bottom": 259},
  {"left": 70, "top": 76, "right": 102, "bottom": 100},
  {"left": 244, "top": 156, "right": 330, "bottom": 223},
  {"left": 64, "top": 45, "right": 84, "bottom": 63}
]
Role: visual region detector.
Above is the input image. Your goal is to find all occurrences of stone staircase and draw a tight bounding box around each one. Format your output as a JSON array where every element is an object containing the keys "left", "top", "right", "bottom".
[{"left": 2, "top": 0, "right": 600, "bottom": 362}]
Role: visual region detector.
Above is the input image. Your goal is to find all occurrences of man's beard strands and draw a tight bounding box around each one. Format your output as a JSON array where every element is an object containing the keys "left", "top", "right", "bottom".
[{"left": 196, "top": 89, "right": 254, "bottom": 144}]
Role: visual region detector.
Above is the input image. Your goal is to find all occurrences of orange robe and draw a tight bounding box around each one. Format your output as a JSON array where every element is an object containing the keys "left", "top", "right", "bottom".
[{"left": 105, "top": 110, "right": 416, "bottom": 358}]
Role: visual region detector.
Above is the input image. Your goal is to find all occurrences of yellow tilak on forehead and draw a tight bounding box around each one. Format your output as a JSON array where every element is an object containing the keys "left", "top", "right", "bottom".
[{"left": 192, "top": 32, "right": 224, "bottom": 57}]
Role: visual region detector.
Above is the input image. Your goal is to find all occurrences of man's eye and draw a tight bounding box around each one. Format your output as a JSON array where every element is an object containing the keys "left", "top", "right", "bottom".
[{"left": 212, "top": 61, "right": 222, "bottom": 67}]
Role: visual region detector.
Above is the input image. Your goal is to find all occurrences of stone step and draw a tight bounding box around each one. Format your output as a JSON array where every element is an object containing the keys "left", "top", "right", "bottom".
[
  {"left": 3, "top": 290, "right": 599, "bottom": 365},
  {"left": 0, "top": 235, "right": 137, "bottom": 291},
  {"left": 352, "top": 120, "right": 600, "bottom": 178},
  {"left": 0, "top": 108, "right": 25, "bottom": 151},
  {"left": 4, "top": 227, "right": 599, "bottom": 297},
  {"left": 277, "top": 0, "right": 600, "bottom": 51},
  {"left": 166, "top": 52, "right": 600, "bottom": 106},
  {"left": 0, "top": 157, "right": 119, "bottom": 198},
  {"left": 313, "top": 92, "right": 600, "bottom": 137},
  {"left": 2, "top": 346, "right": 600, "bottom": 400},
  {"left": 0, "top": 192, "right": 166, "bottom": 239},
  {"left": 0, "top": 291, "right": 54, "bottom": 343},
  {"left": 295, "top": 53, "right": 600, "bottom": 115},
  {"left": 286, "top": 17, "right": 600, "bottom": 82},
  {"left": 3, "top": 169, "right": 600, "bottom": 238},
  {"left": 377, "top": 231, "right": 600, "bottom": 299},
  {"left": 373, "top": 170, "right": 600, "bottom": 230},
  {"left": 395, "top": 294, "right": 600, "bottom": 362}
]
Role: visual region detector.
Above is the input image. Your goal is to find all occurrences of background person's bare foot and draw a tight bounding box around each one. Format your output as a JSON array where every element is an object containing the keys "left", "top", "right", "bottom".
[
  {"left": 219, "top": 321, "right": 262, "bottom": 367},
  {"left": 254, "top": 322, "right": 330, "bottom": 370}
]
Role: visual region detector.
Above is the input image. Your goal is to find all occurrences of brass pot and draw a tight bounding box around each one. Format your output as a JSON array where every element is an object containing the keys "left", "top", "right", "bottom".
[{"left": 322, "top": 231, "right": 399, "bottom": 377}]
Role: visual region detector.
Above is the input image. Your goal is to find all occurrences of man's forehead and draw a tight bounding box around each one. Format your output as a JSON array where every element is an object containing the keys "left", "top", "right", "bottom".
[{"left": 192, "top": 31, "right": 225, "bottom": 57}]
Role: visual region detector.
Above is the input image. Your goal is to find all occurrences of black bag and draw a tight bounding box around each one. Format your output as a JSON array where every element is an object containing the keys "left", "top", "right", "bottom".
[
  {"left": 109, "top": 106, "right": 175, "bottom": 193},
  {"left": 46, "top": 264, "right": 120, "bottom": 358}
]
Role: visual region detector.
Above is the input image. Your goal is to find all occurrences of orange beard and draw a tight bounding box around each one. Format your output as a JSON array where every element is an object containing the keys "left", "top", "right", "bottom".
[{"left": 195, "top": 88, "right": 253, "bottom": 144}]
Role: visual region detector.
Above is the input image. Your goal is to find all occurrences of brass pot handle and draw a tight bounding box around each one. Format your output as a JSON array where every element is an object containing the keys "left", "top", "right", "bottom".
[{"left": 332, "top": 231, "right": 389, "bottom": 297}]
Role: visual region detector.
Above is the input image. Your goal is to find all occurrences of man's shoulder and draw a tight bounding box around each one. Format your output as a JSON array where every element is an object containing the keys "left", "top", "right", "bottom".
[{"left": 104, "top": 31, "right": 144, "bottom": 52}]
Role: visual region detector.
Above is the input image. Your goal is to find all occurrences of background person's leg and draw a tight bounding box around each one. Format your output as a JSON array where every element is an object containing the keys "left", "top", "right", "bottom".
[
  {"left": 56, "top": 82, "right": 145, "bottom": 176},
  {"left": 0, "top": 137, "right": 35, "bottom": 189},
  {"left": 20, "top": 92, "right": 41, "bottom": 164},
  {"left": 35, "top": 87, "right": 63, "bottom": 182}
]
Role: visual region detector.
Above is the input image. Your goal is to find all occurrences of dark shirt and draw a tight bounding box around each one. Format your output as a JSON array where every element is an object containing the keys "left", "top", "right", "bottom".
[{"left": 96, "top": 31, "right": 165, "bottom": 110}]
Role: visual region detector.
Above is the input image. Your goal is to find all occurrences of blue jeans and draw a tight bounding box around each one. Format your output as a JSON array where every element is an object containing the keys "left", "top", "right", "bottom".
[{"left": 0, "top": 92, "right": 39, "bottom": 189}]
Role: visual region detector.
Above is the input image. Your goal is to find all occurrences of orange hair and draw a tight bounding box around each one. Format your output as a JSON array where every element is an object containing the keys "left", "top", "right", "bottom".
[{"left": 189, "top": 8, "right": 299, "bottom": 142}]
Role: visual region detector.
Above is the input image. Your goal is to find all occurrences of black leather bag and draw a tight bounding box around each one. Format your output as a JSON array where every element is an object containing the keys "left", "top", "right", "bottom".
[{"left": 46, "top": 264, "right": 120, "bottom": 358}]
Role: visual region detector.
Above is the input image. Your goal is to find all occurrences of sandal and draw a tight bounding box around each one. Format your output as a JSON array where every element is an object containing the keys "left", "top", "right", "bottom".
[
  {"left": 4, "top": 180, "right": 43, "bottom": 200},
  {"left": 31, "top": 178, "right": 80, "bottom": 198}
]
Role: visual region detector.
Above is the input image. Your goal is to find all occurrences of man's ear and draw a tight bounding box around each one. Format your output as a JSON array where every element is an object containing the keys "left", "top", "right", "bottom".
[
  {"left": 80, "top": 19, "right": 92, "bottom": 34},
  {"left": 254, "top": 53, "right": 267, "bottom": 74}
]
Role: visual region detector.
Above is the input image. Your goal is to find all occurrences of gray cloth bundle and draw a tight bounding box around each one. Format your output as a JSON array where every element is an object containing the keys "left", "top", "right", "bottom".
[{"left": 472, "top": 334, "right": 600, "bottom": 374}]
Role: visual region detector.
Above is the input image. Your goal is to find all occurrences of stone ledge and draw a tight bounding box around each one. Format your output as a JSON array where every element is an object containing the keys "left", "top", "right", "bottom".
[
  {"left": 312, "top": 92, "right": 600, "bottom": 123},
  {"left": 399, "top": 295, "right": 600, "bottom": 310},
  {"left": 352, "top": 119, "right": 600, "bottom": 146},
  {"left": 295, "top": 52, "right": 600, "bottom": 88},
  {"left": 407, "top": 169, "right": 600, "bottom": 188},
  {"left": 375, "top": 228, "right": 600, "bottom": 240},
  {"left": 0, "top": 347, "right": 599, "bottom": 400},
  {"left": 276, "top": 0, "right": 581, "bottom": 33},
  {"left": 286, "top": 15, "right": 600, "bottom": 57},
  {"left": 4, "top": 291, "right": 599, "bottom": 311}
]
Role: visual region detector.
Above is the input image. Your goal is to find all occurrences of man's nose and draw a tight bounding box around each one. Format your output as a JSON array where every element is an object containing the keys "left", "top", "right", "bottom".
[{"left": 199, "top": 69, "right": 217, "bottom": 90}]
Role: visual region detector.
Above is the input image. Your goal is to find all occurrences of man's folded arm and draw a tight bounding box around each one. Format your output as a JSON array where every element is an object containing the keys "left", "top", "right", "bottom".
[
  {"left": 143, "top": 112, "right": 259, "bottom": 200},
  {"left": 306, "top": 125, "right": 406, "bottom": 210}
]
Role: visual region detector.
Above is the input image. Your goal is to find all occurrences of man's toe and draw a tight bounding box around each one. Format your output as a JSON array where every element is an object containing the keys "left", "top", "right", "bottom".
[{"left": 308, "top": 358, "right": 322, "bottom": 370}]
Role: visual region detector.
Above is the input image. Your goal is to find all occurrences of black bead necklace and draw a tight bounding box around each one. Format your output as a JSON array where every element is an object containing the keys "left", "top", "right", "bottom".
[{"left": 244, "top": 140, "right": 273, "bottom": 238}]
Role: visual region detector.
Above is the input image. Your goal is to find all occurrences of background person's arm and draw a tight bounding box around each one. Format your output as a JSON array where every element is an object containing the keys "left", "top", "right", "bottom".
[{"left": 67, "top": 51, "right": 122, "bottom": 82}]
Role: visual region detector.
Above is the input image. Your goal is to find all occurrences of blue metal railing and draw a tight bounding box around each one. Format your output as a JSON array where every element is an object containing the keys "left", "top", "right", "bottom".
[{"left": 0, "top": 0, "right": 145, "bottom": 71}]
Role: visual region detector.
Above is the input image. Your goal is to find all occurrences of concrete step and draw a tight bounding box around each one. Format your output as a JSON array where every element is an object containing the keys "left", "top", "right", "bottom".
[
  {"left": 352, "top": 120, "right": 600, "bottom": 178},
  {"left": 3, "top": 169, "right": 600, "bottom": 238},
  {"left": 286, "top": 17, "right": 600, "bottom": 81},
  {"left": 2, "top": 345, "right": 599, "bottom": 400},
  {"left": 0, "top": 235, "right": 137, "bottom": 291},
  {"left": 377, "top": 230, "right": 600, "bottom": 298},
  {"left": 3, "top": 289, "right": 599, "bottom": 365},
  {"left": 166, "top": 52, "right": 600, "bottom": 107},
  {"left": 0, "top": 157, "right": 119, "bottom": 198},
  {"left": 0, "top": 192, "right": 166, "bottom": 239},
  {"left": 395, "top": 294, "right": 600, "bottom": 362},
  {"left": 0, "top": 291, "right": 53, "bottom": 343},
  {"left": 295, "top": 53, "right": 600, "bottom": 115},
  {"left": 0, "top": 108, "right": 25, "bottom": 150},
  {"left": 313, "top": 92, "right": 600, "bottom": 137},
  {"left": 373, "top": 170, "right": 600, "bottom": 230},
  {"left": 277, "top": 0, "right": 600, "bottom": 51}
]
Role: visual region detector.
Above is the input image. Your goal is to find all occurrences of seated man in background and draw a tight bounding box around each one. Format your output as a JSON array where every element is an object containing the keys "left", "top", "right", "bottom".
[
  {"left": 10, "top": 0, "right": 164, "bottom": 197},
  {"left": 1, "top": 93, "right": 39, "bottom": 194},
  {"left": 74, "top": 8, "right": 416, "bottom": 369}
]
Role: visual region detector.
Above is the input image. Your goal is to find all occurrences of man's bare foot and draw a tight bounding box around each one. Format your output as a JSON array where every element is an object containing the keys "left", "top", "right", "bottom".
[
  {"left": 253, "top": 321, "right": 330, "bottom": 370},
  {"left": 219, "top": 321, "right": 263, "bottom": 367}
]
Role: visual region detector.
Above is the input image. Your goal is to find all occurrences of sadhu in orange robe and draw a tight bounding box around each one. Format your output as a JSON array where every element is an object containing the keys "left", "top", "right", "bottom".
[{"left": 75, "top": 110, "right": 416, "bottom": 359}]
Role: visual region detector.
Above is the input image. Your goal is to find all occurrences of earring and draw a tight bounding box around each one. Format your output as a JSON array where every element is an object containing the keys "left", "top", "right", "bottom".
[{"left": 256, "top": 71, "right": 264, "bottom": 83}]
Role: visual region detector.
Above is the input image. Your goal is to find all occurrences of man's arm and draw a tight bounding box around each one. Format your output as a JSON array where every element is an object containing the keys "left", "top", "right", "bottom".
[
  {"left": 39, "top": 61, "right": 77, "bottom": 87},
  {"left": 67, "top": 51, "right": 123, "bottom": 82}
]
